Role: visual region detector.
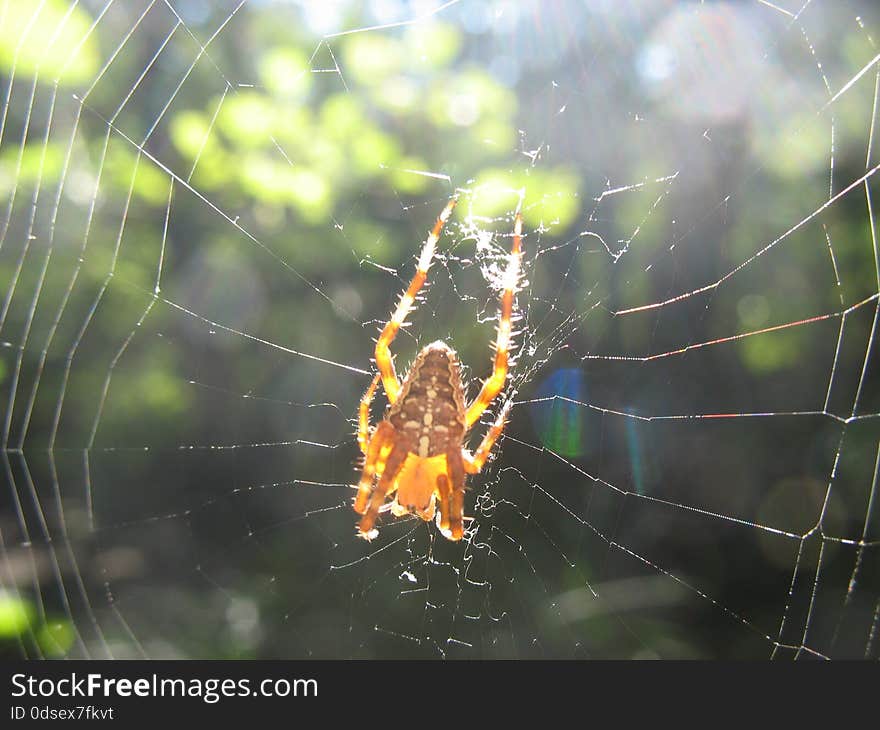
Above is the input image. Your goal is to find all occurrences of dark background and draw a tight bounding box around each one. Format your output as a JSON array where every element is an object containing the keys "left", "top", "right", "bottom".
[{"left": 0, "top": 0, "right": 878, "bottom": 659}]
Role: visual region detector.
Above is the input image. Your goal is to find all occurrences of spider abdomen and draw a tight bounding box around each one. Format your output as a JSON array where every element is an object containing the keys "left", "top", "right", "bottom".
[{"left": 388, "top": 341, "right": 466, "bottom": 457}]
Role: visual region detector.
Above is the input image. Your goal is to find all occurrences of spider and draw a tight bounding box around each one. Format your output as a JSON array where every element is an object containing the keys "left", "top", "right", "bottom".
[{"left": 354, "top": 195, "right": 523, "bottom": 541}]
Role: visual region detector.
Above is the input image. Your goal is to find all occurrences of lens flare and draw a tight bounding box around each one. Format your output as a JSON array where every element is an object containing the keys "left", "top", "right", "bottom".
[
  {"left": 530, "top": 367, "right": 588, "bottom": 458},
  {"left": 625, "top": 416, "right": 645, "bottom": 495}
]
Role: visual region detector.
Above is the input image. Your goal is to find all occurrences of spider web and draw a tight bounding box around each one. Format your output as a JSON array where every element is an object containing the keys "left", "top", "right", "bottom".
[{"left": 1, "top": 0, "right": 879, "bottom": 659}]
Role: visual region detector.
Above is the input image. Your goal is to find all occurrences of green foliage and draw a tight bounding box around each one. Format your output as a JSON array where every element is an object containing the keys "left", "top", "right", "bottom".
[
  {"left": 0, "top": 593, "right": 33, "bottom": 638},
  {"left": 738, "top": 328, "right": 802, "bottom": 373},
  {"left": 102, "top": 144, "right": 171, "bottom": 207},
  {"left": 752, "top": 112, "right": 829, "bottom": 179},
  {"left": 166, "top": 22, "right": 532, "bottom": 230},
  {"left": 37, "top": 620, "right": 76, "bottom": 658},
  {"left": 0, "top": 0, "right": 99, "bottom": 85},
  {"left": 468, "top": 166, "right": 581, "bottom": 228},
  {"left": 0, "top": 142, "right": 65, "bottom": 199},
  {"left": 0, "top": 595, "right": 75, "bottom": 658},
  {"left": 259, "top": 48, "right": 313, "bottom": 99}
]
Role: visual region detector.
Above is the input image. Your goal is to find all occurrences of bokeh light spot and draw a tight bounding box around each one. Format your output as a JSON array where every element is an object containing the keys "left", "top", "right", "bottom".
[{"left": 530, "top": 368, "right": 588, "bottom": 459}]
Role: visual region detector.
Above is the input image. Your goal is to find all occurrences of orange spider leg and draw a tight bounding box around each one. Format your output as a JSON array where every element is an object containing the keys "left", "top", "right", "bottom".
[
  {"left": 358, "top": 446, "right": 408, "bottom": 538},
  {"left": 353, "top": 420, "right": 394, "bottom": 516},
  {"left": 375, "top": 196, "right": 458, "bottom": 404},
  {"left": 464, "top": 399, "right": 512, "bottom": 474},
  {"left": 357, "top": 372, "right": 381, "bottom": 455},
  {"left": 442, "top": 450, "right": 467, "bottom": 540},
  {"left": 435, "top": 472, "right": 453, "bottom": 535},
  {"left": 465, "top": 213, "right": 523, "bottom": 429}
]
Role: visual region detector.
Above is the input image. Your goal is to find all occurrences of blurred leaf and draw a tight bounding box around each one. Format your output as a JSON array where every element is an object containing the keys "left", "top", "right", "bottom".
[
  {"left": 0, "top": 0, "right": 99, "bottom": 85},
  {"left": 427, "top": 69, "right": 516, "bottom": 128},
  {"left": 403, "top": 22, "right": 461, "bottom": 70},
  {"left": 219, "top": 92, "right": 276, "bottom": 148},
  {"left": 470, "top": 166, "right": 581, "bottom": 229},
  {"left": 241, "top": 155, "right": 293, "bottom": 203},
  {"left": 351, "top": 128, "right": 401, "bottom": 176},
  {"left": 473, "top": 118, "right": 517, "bottom": 152},
  {"left": 288, "top": 167, "right": 331, "bottom": 222},
  {"left": 753, "top": 112, "right": 828, "bottom": 178},
  {"left": 273, "top": 106, "right": 313, "bottom": 150},
  {"left": 104, "top": 145, "right": 170, "bottom": 207},
  {"left": 0, "top": 593, "right": 33, "bottom": 637},
  {"left": 37, "top": 619, "right": 75, "bottom": 657},
  {"left": 320, "top": 94, "right": 368, "bottom": 140},
  {"left": 0, "top": 142, "right": 65, "bottom": 198},
  {"left": 260, "top": 47, "right": 312, "bottom": 99},
  {"left": 170, "top": 110, "right": 215, "bottom": 163},
  {"left": 132, "top": 158, "right": 170, "bottom": 207},
  {"left": 109, "top": 365, "right": 192, "bottom": 422},
  {"left": 737, "top": 294, "right": 771, "bottom": 329},
  {"left": 343, "top": 35, "right": 404, "bottom": 85},
  {"left": 389, "top": 156, "right": 432, "bottom": 194},
  {"left": 376, "top": 76, "right": 420, "bottom": 114},
  {"left": 738, "top": 329, "right": 801, "bottom": 373}
]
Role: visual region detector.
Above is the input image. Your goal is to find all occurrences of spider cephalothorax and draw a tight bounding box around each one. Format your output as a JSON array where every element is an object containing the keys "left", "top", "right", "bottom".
[{"left": 354, "top": 196, "right": 522, "bottom": 541}]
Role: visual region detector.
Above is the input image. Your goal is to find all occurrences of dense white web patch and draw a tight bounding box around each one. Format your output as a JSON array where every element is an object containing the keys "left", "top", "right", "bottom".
[{"left": 0, "top": 0, "right": 878, "bottom": 659}]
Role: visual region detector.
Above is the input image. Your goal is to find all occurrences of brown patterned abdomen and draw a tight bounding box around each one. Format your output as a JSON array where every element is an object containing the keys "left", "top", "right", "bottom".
[{"left": 388, "top": 342, "right": 466, "bottom": 457}]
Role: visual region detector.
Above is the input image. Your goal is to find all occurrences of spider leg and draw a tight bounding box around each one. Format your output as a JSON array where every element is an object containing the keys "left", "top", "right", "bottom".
[
  {"left": 357, "top": 372, "right": 381, "bottom": 455},
  {"left": 353, "top": 420, "right": 394, "bottom": 516},
  {"left": 435, "top": 472, "right": 453, "bottom": 535},
  {"left": 437, "top": 449, "right": 467, "bottom": 540},
  {"left": 375, "top": 196, "right": 457, "bottom": 404},
  {"left": 464, "top": 400, "right": 512, "bottom": 474},
  {"left": 358, "top": 445, "right": 408, "bottom": 539},
  {"left": 465, "top": 213, "right": 523, "bottom": 428}
]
